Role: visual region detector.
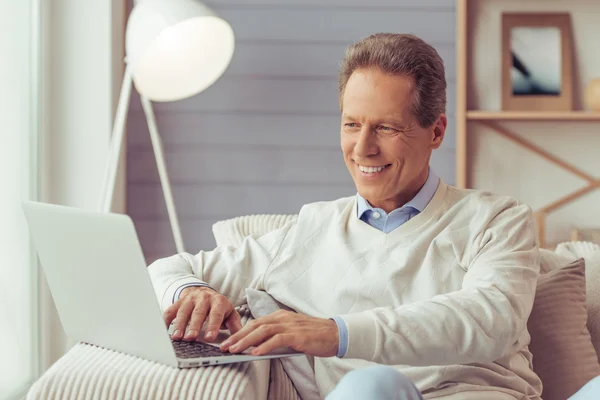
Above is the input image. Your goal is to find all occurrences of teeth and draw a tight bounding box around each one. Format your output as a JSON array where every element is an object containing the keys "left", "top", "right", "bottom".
[{"left": 358, "top": 164, "right": 388, "bottom": 173}]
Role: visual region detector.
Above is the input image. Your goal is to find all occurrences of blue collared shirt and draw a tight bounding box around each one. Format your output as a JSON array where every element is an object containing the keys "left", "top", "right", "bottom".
[
  {"left": 331, "top": 169, "right": 440, "bottom": 357},
  {"left": 175, "top": 169, "right": 440, "bottom": 359}
]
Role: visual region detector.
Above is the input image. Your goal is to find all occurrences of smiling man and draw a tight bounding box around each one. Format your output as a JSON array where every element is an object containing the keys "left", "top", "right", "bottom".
[{"left": 148, "top": 33, "right": 561, "bottom": 399}]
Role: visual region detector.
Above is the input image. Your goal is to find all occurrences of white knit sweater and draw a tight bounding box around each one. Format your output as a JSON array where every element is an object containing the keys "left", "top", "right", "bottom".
[{"left": 148, "top": 182, "right": 543, "bottom": 399}]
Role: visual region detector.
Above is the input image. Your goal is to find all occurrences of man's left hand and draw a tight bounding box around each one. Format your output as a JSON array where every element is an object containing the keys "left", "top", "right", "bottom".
[{"left": 219, "top": 310, "right": 339, "bottom": 357}]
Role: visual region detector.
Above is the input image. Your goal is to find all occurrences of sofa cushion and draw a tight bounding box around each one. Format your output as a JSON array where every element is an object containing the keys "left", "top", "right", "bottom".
[
  {"left": 555, "top": 241, "right": 600, "bottom": 361},
  {"left": 585, "top": 250, "right": 600, "bottom": 361},
  {"left": 527, "top": 257, "right": 600, "bottom": 400},
  {"left": 246, "top": 288, "right": 319, "bottom": 400}
]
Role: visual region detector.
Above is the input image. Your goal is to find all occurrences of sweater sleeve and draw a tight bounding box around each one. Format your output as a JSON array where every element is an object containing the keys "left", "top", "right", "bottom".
[
  {"left": 147, "top": 221, "right": 296, "bottom": 312},
  {"left": 339, "top": 200, "right": 540, "bottom": 366}
]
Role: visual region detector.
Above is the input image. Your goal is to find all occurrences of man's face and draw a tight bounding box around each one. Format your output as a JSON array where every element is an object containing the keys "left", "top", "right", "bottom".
[{"left": 340, "top": 68, "right": 446, "bottom": 211}]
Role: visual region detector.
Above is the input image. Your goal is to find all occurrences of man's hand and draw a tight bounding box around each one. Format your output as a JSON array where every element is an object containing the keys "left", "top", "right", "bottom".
[
  {"left": 219, "top": 310, "right": 339, "bottom": 358},
  {"left": 164, "top": 286, "right": 242, "bottom": 342}
]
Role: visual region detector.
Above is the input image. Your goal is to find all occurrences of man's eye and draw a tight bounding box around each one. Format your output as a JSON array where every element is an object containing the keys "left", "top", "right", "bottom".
[
  {"left": 344, "top": 123, "right": 357, "bottom": 128},
  {"left": 377, "top": 125, "right": 394, "bottom": 131}
]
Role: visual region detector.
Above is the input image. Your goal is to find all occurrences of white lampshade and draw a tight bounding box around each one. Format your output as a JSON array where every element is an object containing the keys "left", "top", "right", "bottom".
[{"left": 126, "top": 0, "right": 235, "bottom": 102}]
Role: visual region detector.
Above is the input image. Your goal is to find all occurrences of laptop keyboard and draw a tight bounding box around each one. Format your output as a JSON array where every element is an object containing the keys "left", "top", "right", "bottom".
[{"left": 172, "top": 340, "right": 240, "bottom": 359}]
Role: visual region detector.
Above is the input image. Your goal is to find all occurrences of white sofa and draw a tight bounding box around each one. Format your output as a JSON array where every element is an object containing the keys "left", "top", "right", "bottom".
[{"left": 27, "top": 214, "right": 600, "bottom": 400}]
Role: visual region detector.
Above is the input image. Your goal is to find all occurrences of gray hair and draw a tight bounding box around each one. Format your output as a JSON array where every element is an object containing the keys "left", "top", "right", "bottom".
[{"left": 338, "top": 33, "right": 447, "bottom": 128}]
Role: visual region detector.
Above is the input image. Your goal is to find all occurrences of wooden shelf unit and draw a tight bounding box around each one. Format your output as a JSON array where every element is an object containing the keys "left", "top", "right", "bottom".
[
  {"left": 466, "top": 111, "right": 600, "bottom": 121},
  {"left": 455, "top": 0, "right": 600, "bottom": 248}
]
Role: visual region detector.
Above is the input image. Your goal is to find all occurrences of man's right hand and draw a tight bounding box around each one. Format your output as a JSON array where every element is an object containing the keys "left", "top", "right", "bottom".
[{"left": 164, "top": 286, "right": 242, "bottom": 342}]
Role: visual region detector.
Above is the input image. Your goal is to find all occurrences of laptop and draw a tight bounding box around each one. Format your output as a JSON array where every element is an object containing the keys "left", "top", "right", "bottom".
[{"left": 22, "top": 200, "right": 300, "bottom": 368}]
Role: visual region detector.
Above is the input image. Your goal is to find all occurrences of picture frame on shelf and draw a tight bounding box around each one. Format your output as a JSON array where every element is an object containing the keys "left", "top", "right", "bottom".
[{"left": 501, "top": 13, "right": 574, "bottom": 112}]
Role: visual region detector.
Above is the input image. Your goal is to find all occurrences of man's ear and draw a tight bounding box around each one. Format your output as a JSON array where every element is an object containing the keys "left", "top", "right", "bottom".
[{"left": 430, "top": 114, "right": 447, "bottom": 150}]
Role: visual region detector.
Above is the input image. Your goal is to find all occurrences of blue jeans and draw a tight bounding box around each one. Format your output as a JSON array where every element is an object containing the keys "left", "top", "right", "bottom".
[
  {"left": 326, "top": 366, "right": 600, "bottom": 400},
  {"left": 326, "top": 366, "right": 423, "bottom": 400}
]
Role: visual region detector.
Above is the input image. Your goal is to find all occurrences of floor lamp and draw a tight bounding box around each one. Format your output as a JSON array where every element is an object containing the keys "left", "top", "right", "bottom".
[{"left": 100, "top": 0, "right": 235, "bottom": 254}]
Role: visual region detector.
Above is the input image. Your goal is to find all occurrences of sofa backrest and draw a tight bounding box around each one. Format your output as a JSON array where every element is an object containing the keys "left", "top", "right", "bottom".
[{"left": 212, "top": 214, "right": 297, "bottom": 248}]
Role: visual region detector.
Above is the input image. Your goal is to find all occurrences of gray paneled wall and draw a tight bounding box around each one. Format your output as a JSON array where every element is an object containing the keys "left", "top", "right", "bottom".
[{"left": 126, "top": 0, "right": 456, "bottom": 262}]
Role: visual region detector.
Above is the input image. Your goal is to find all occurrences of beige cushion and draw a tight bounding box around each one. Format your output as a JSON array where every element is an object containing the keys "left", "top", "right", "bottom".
[
  {"left": 555, "top": 241, "right": 600, "bottom": 360},
  {"left": 585, "top": 250, "right": 600, "bottom": 361},
  {"left": 528, "top": 258, "right": 600, "bottom": 400},
  {"left": 246, "top": 289, "right": 319, "bottom": 400},
  {"left": 267, "top": 359, "right": 302, "bottom": 400}
]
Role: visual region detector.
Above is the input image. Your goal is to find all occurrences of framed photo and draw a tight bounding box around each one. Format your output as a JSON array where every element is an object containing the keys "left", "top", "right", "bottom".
[{"left": 501, "top": 13, "right": 573, "bottom": 111}]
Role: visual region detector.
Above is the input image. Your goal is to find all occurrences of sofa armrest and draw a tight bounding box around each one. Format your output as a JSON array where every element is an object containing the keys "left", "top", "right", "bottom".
[{"left": 27, "top": 306, "right": 270, "bottom": 400}]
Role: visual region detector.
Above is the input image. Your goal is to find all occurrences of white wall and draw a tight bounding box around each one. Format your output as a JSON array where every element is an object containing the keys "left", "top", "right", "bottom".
[
  {"left": 126, "top": 0, "right": 457, "bottom": 261},
  {"left": 0, "top": 1, "right": 38, "bottom": 396},
  {"left": 468, "top": 0, "right": 600, "bottom": 247}
]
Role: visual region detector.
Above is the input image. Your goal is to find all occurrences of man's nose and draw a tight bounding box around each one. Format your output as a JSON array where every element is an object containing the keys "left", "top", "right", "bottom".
[{"left": 354, "top": 128, "right": 379, "bottom": 158}]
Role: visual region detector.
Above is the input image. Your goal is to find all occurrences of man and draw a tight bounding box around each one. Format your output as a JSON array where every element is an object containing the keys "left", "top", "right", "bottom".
[{"left": 148, "top": 34, "right": 599, "bottom": 399}]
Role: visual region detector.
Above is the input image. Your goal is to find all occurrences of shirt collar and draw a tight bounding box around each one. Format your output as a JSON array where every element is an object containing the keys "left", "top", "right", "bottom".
[{"left": 356, "top": 168, "right": 440, "bottom": 218}]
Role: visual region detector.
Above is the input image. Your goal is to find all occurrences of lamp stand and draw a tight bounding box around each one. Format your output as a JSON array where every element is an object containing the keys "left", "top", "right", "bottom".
[{"left": 100, "top": 64, "right": 185, "bottom": 254}]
